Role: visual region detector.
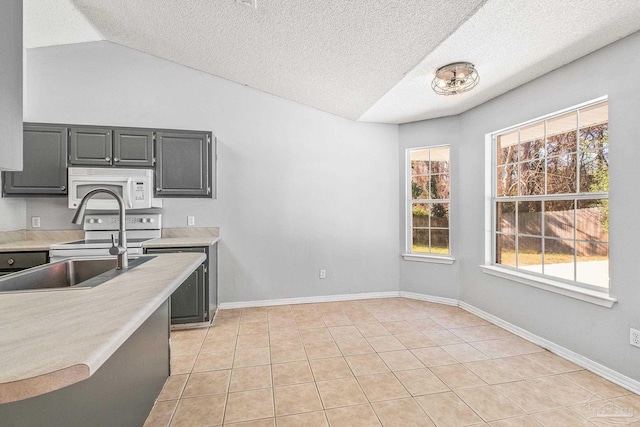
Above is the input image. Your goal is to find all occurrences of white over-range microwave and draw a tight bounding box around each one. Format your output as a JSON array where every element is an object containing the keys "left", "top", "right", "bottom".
[{"left": 68, "top": 167, "right": 162, "bottom": 210}]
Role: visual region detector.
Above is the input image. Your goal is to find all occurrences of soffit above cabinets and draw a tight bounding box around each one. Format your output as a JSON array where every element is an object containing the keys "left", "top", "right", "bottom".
[{"left": 23, "top": 0, "right": 640, "bottom": 124}]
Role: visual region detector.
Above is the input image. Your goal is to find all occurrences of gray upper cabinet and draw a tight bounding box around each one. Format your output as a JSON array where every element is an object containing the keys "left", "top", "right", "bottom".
[
  {"left": 70, "top": 127, "right": 154, "bottom": 167},
  {"left": 113, "top": 129, "right": 154, "bottom": 167},
  {"left": 155, "top": 131, "right": 213, "bottom": 197},
  {"left": 2, "top": 125, "right": 68, "bottom": 196},
  {"left": 69, "top": 127, "right": 113, "bottom": 166},
  {"left": 0, "top": 122, "right": 216, "bottom": 199}
]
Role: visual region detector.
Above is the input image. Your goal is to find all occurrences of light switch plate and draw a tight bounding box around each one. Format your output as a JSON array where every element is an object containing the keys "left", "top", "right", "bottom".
[
  {"left": 31, "top": 216, "right": 41, "bottom": 228},
  {"left": 187, "top": 216, "right": 195, "bottom": 226}
]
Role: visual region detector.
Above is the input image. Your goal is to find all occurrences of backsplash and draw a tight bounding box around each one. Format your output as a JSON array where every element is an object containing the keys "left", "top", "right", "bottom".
[
  {"left": 161, "top": 227, "right": 219, "bottom": 238},
  {"left": 25, "top": 230, "right": 84, "bottom": 241},
  {"left": 0, "top": 229, "right": 84, "bottom": 244},
  {"left": 0, "top": 230, "right": 26, "bottom": 245},
  {"left": 0, "top": 229, "right": 85, "bottom": 244}
]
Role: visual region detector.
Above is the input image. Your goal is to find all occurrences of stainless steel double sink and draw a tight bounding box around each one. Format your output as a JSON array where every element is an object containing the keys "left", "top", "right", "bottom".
[{"left": 0, "top": 256, "right": 153, "bottom": 293}]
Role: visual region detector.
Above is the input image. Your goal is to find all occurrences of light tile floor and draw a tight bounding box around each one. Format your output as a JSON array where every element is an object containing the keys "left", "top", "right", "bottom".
[{"left": 144, "top": 298, "right": 640, "bottom": 427}]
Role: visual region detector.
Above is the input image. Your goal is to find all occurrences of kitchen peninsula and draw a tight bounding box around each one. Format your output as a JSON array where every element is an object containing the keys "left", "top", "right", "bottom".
[{"left": 0, "top": 252, "right": 205, "bottom": 426}]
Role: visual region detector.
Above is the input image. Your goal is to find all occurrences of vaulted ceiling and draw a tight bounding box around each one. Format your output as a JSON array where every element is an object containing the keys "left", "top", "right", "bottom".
[{"left": 23, "top": 0, "right": 640, "bottom": 124}]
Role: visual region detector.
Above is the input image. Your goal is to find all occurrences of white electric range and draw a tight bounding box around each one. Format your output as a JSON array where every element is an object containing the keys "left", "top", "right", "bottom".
[{"left": 49, "top": 213, "right": 162, "bottom": 262}]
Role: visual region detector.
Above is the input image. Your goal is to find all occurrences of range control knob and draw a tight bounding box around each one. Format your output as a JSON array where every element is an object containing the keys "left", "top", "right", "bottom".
[
  {"left": 88, "top": 219, "right": 95, "bottom": 224},
  {"left": 141, "top": 218, "right": 149, "bottom": 223},
  {"left": 97, "top": 219, "right": 103, "bottom": 224}
]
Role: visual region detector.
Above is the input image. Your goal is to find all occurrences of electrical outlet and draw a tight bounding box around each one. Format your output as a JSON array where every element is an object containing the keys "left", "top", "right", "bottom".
[
  {"left": 631, "top": 328, "right": 640, "bottom": 348},
  {"left": 319, "top": 269, "right": 326, "bottom": 279},
  {"left": 187, "top": 216, "right": 195, "bottom": 226},
  {"left": 31, "top": 216, "right": 41, "bottom": 228}
]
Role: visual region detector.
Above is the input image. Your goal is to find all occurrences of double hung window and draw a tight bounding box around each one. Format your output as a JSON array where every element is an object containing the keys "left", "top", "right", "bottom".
[
  {"left": 492, "top": 100, "right": 609, "bottom": 290},
  {"left": 408, "top": 146, "right": 450, "bottom": 256}
]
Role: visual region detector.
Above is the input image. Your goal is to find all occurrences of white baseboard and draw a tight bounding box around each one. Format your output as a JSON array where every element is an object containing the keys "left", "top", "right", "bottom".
[
  {"left": 217, "top": 291, "right": 400, "bottom": 309},
  {"left": 217, "top": 290, "right": 640, "bottom": 394},
  {"left": 457, "top": 300, "right": 640, "bottom": 395},
  {"left": 399, "top": 291, "right": 458, "bottom": 306}
]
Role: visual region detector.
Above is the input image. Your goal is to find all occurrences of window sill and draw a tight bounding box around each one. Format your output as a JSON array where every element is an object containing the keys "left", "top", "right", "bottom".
[
  {"left": 402, "top": 254, "right": 455, "bottom": 264},
  {"left": 479, "top": 265, "right": 617, "bottom": 308}
]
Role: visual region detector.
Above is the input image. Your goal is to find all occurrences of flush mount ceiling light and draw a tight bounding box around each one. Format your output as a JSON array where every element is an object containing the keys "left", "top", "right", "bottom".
[{"left": 431, "top": 62, "right": 479, "bottom": 96}]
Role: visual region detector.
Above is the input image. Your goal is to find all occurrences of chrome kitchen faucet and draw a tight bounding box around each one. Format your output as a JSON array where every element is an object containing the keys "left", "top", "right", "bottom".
[{"left": 71, "top": 188, "right": 129, "bottom": 269}]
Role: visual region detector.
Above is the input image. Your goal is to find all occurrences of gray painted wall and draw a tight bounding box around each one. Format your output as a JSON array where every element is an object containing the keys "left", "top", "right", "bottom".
[
  {"left": 24, "top": 41, "right": 400, "bottom": 303},
  {"left": 399, "top": 31, "right": 640, "bottom": 382},
  {"left": 0, "top": 195, "right": 25, "bottom": 231}
]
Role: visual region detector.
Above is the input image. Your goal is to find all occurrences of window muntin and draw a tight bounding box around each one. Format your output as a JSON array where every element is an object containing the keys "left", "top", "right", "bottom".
[
  {"left": 408, "top": 146, "right": 450, "bottom": 255},
  {"left": 493, "top": 100, "right": 609, "bottom": 290}
]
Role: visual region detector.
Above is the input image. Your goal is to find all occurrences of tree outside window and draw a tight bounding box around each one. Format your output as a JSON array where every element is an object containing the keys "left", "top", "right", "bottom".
[
  {"left": 494, "top": 100, "right": 609, "bottom": 289},
  {"left": 409, "top": 146, "right": 450, "bottom": 255}
]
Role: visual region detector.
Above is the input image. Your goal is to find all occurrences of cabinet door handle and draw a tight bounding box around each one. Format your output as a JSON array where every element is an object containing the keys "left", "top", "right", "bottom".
[
  {"left": 7, "top": 259, "right": 15, "bottom": 265},
  {"left": 105, "top": 157, "right": 111, "bottom": 162},
  {"left": 60, "top": 186, "right": 66, "bottom": 191},
  {"left": 114, "top": 157, "right": 120, "bottom": 162},
  {"left": 156, "top": 187, "right": 161, "bottom": 192}
]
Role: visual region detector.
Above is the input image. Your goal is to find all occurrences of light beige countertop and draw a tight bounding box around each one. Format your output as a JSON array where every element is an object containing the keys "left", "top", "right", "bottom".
[
  {"left": 0, "top": 239, "right": 75, "bottom": 252},
  {"left": 0, "top": 230, "right": 84, "bottom": 253},
  {"left": 0, "top": 252, "right": 205, "bottom": 404},
  {"left": 143, "top": 236, "right": 219, "bottom": 248},
  {"left": 0, "top": 228, "right": 220, "bottom": 252}
]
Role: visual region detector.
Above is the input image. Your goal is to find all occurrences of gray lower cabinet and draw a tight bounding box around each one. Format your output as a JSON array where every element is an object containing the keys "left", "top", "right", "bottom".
[
  {"left": 2, "top": 125, "right": 68, "bottom": 196},
  {"left": 0, "top": 300, "right": 169, "bottom": 427},
  {"left": 155, "top": 131, "right": 213, "bottom": 197},
  {"left": 145, "top": 245, "right": 217, "bottom": 324},
  {"left": 0, "top": 251, "right": 49, "bottom": 277}
]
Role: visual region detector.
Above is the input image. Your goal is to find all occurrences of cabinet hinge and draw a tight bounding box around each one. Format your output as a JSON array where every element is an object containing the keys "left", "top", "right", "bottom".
[
  {"left": 207, "top": 187, "right": 211, "bottom": 195},
  {"left": 207, "top": 135, "right": 211, "bottom": 144},
  {"left": 152, "top": 157, "right": 156, "bottom": 165},
  {"left": 204, "top": 265, "right": 208, "bottom": 274}
]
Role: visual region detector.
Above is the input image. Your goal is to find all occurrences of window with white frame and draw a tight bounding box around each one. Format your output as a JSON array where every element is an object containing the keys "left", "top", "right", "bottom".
[
  {"left": 492, "top": 99, "right": 609, "bottom": 290},
  {"left": 408, "top": 146, "right": 450, "bottom": 255}
]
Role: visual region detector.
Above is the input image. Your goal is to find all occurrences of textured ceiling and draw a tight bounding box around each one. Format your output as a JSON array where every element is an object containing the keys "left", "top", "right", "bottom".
[
  {"left": 24, "top": 0, "right": 102, "bottom": 48},
  {"left": 67, "top": 0, "right": 486, "bottom": 121},
  {"left": 23, "top": 0, "right": 640, "bottom": 124},
  {"left": 360, "top": 0, "right": 640, "bottom": 123}
]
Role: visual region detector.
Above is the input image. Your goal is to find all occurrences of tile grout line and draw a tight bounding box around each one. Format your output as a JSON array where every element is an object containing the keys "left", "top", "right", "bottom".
[{"left": 155, "top": 298, "right": 638, "bottom": 426}]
